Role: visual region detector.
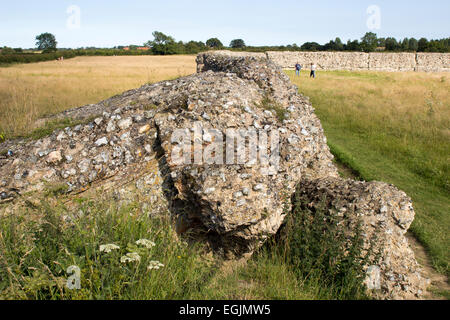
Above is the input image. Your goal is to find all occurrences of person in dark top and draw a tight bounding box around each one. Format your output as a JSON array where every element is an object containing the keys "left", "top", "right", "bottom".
[
  {"left": 295, "top": 62, "right": 302, "bottom": 76},
  {"left": 310, "top": 63, "right": 317, "bottom": 78}
]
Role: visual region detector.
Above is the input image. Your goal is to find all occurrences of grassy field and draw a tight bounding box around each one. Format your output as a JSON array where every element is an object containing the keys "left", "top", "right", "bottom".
[
  {"left": 288, "top": 70, "right": 449, "bottom": 276},
  {"left": 0, "top": 57, "right": 448, "bottom": 299},
  {"left": 0, "top": 55, "right": 196, "bottom": 139}
]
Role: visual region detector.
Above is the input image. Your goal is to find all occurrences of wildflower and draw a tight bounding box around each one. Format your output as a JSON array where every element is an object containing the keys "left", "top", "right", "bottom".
[
  {"left": 135, "top": 239, "right": 156, "bottom": 249},
  {"left": 120, "top": 252, "right": 141, "bottom": 263},
  {"left": 147, "top": 260, "right": 164, "bottom": 270},
  {"left": 99, "top": 244, "right": 120, "bottom": 253}
]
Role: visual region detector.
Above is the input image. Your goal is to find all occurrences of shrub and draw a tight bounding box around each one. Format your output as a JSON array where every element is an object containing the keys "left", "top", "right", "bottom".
[
  {"left": 254, "top": 95, "right": 287, "bottom": 122},
  {"left": 270, "top": 189, "right": 378, "bottom": 299},
  {"left": 0, "top": 51, "right": 78, "bottom": 66},
  {"left": 26, "top": 118, "right": 83, "bottom": 140}
]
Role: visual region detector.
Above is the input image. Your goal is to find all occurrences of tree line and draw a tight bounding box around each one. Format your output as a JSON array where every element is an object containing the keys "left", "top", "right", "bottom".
[
  {"left": 1, "top": 31, "right": 449, "bottom": 65},
  {"left": 129, "top": 31, "right": 450, "bottom": 53},
  {"left": 299, "top": 32, "right": 449, "bottom": 53}
]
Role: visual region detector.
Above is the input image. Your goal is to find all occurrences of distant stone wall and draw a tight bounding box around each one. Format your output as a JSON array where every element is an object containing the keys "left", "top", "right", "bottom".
[
  {"left": 267, "top": 51, "right": 369, "bottom": 71},
  {"left": 266, "top": 51, "right": 450, "bottom": 72},
  {"left": 416, "top": 53, "right": 450, "bottom": 72},
  {"left": 368, "top": 52, "right": 416, "bottom": 72}
]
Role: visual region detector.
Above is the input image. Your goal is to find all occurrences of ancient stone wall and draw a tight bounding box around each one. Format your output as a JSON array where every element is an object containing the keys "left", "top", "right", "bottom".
[
  {"left": 267, "top": 51, "right": 369, "bottom": 71},
  {"left": 368, "top": 52, "right": 417, "bottom": 71},
  {"left": 266, "top": 51, "right": 450, "bottom": 72},
  {"left": 416, "top": 53, "right": 450, "bottom": 72}
]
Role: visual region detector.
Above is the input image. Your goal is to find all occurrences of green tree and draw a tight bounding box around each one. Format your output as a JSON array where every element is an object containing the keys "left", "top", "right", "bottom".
[
  {"left": 175, "top": 41, "right": 186, "bottom": 54},
  {"left": 323, "top": 40, "right": 336, "bottom": 51},
  {"left": 427, "top": 39, "right": 448, "bottom": 52},
  {"left": 385, "top": 37, "right": 399, "bottom": 51},
  {"left": 35, "top": 33, "right": 57, "bottom": 52},
  {"left": 345, "top": 40, "right": 361, "bottom": 51},
  {"left": 144, "top": 31, "right": 178, "bottom": 55},
  {"left": 301, "top": 42, "right": 322, "bottom": 51},
  {"left": 401, "top": 38, "right": 409, "bottom": 51},
  {"left": 229, "top": 39, "right": 246, "bottom": 49},
  {"left": 360, "top": 32, "right": 378, "bottom": 52},
  {"left": 418, "top": 38, "right": 429, "bottom": 52},
  {"left": 206, "top": 38, "right": 223, "bottom": 49},
  {"left": 335, "top": 37, "right": 344, "bottom": 51},
  {"left": 184, "top": 41, "right": 206, "bottom": 54},
  {"left": 408, "top": 38, "right": 419, "bottom": 52},
  {"left": 323, "top": 38, "right": 344, "bottom": 51}
]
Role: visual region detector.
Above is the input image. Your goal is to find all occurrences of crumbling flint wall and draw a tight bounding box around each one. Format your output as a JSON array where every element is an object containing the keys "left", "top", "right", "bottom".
[
  {"left": 0, "top": 51, "right": 430, "bottom": 299},
  {"left": 266, "top": 51, "right": 450, "bottom": 72}
]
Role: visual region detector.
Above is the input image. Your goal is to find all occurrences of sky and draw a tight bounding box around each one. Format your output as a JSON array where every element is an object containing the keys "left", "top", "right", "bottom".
[{"left": 1, "top": 0, "right": 449, "bottom": 48}]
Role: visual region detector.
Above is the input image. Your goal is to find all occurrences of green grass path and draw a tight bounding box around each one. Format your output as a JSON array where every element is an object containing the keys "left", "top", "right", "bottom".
[{"left": 287, "top": 70, "right": 449, "bottom": 276}]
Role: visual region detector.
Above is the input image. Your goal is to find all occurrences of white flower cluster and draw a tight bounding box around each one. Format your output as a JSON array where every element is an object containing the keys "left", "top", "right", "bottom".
[
  {"left": 99, "top": 244, "right": 120, "bottom": 253},
  {"left": 136, "top": 239, "right": 156, "bottom": 249},
  {"left": 120, "top": 252, "right": 141, "bottom": 263},
  {"left": 147, "top": 260, "right": 164, "bottom": 270},
  {"left": 100, "top": 240, "right": 162, "bottom": 268}
]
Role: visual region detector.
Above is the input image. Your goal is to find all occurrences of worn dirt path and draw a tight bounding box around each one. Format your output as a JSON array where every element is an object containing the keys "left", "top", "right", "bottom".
[{"left": 406, "top": 233, "right": 449, "bottom": 300}]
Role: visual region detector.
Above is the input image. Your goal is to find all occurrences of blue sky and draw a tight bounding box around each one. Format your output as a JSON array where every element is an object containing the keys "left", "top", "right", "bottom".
[{"left": 1, "top": 0, "right": 449, "bottom": 48}]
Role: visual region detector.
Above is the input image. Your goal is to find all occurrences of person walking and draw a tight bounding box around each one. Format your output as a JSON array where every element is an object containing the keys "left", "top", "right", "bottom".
[
  {"left": 295, "top": 62, "right": 302, "bottom": 76},
  {"left": 310, "top": 63, "right": 317, "bottom": 78}
]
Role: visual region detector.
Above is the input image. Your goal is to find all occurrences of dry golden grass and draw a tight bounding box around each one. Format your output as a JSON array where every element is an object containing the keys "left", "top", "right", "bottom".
[{"left": 0, "top": 55, "right": 197, "bottom": 138}]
